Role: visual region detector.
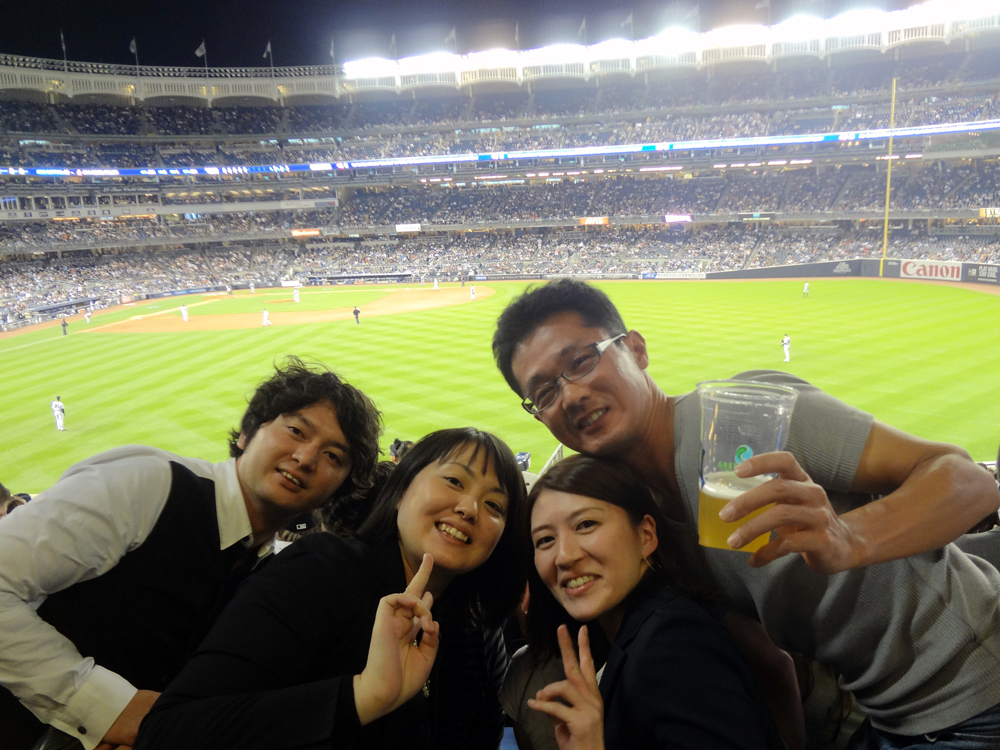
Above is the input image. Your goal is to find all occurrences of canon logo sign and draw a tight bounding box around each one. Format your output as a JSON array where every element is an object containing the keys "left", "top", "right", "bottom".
[{"left": 900, "top": 260, "right": 962, "bottom": 280}]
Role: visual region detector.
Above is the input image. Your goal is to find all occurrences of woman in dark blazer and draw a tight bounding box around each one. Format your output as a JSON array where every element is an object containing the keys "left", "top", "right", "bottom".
[
  {"left": 134, "top": 428, "right": 526, "bottom": 750},
  {"left": 521, "top": 455, "right": 787, "bottom": 750}
]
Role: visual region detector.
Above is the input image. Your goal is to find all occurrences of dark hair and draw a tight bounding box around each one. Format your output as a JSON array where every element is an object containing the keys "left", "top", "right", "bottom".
[
  {"left": 0, "top": 482, "right": 9, "bottom": 504},
  {"left": 355, "top": 428, "right": 527, "bottom": 629},
  {"left": 523, "top": 454, "right": 701, "bottom": 660},
  {"left": 322, "top": 460, "right": 397, "bottom": 534},
  {"left": 229, "top": 356, "right": 383, "bottom": 510},
  {"left": 493, "top": 278, "right": 627, "bottom": 397}
]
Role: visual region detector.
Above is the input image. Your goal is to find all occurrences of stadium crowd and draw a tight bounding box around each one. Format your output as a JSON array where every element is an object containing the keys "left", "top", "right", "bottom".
[
  {"left": 3, "top": 224, "right": 998, "bottom": 328},
  {"left": 1, "top": 87, "right": 997, "bottom": 170},
  {"left": 3, "top": 158, "right": 996, "bottom": 235}
]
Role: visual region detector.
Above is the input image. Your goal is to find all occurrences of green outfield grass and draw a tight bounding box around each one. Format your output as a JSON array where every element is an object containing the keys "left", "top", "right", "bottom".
[{"left": 3, "top": 278, "right": 998, "bottom": 493}]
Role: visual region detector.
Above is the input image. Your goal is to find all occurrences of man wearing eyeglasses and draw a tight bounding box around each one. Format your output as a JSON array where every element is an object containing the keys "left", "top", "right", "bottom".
[{"left": 492, "top": 278, "right": 1000, "bottom": 750}]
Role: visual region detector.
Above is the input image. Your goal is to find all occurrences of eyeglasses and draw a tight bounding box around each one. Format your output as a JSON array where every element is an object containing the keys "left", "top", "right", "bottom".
[{"left": 521, "top": 333, "right": 627, "bottom": 415}]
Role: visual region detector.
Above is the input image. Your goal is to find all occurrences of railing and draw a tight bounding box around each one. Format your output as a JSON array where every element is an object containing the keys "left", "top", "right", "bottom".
[
  {"left": 539, "top": 444, "right": 565, "bottom": 476},
  {"left": 0, "top": 53, "right": 336, "bottom": 79}
]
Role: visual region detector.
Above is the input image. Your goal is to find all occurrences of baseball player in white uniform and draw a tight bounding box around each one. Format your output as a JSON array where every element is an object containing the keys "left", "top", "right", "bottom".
[
  {"left": 250, "top": 283, "right": 255, "bottom": 294},
  {"left": 782, "top": 334, "right": 791, "bottom": 362},
  {"left": 293, "top": 288, "right": 300, "bottom": 303},
  {"left": 51, "top": 397, "right": 65, "bottom": 431},
  {"left": 802, "top": 282, "right": 810, "bottom": 297},
  {"left": 84, "top": 311, "right": 91, "bottom": 325},
  {"left": 262, "top": 308, "right": 272, "bottom": 326},
  {"left": 180, "top": 305, "right": 188, "bottom": 322},
  {"left": 470, "top": 284, "right": 476, "bottom": 300},
  {"left": 433, "top": 278, "right": 439, "bottom": 291}
]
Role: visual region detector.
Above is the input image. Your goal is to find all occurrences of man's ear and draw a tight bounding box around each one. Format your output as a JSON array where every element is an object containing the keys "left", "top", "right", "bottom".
[
  {"left": 626, "top": 330, "right": 649, "bottom": 370},
  {"left": 236, "top": 433, "right": 248, "bottom": 452}
]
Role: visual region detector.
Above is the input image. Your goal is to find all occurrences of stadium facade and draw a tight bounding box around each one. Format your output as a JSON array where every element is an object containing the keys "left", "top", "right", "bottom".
[{"left": 2, "top": 1, "right": 1000, "bottom": 329}]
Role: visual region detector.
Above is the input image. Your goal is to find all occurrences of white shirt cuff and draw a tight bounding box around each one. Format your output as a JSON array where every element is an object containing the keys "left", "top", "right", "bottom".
[{"left": 50, "top": 666, "right": 137, "bottom": 750}]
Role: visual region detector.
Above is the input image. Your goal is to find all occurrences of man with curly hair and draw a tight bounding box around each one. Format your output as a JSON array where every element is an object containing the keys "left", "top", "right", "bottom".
[{"left": 0, "top": 358, "right": 382, "bottom": 750}]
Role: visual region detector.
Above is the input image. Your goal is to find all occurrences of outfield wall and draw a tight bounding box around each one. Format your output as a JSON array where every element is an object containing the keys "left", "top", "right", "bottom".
[{"left": 705, "top": 259, "right": 1000, "bottom": 286}]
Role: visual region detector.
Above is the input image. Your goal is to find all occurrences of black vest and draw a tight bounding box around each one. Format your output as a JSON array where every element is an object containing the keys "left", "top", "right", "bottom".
[{"left": 1, "top": 461, "right": 255, "bottom": 748}]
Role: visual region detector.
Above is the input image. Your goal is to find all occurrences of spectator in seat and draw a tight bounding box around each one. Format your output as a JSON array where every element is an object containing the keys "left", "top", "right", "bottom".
[{"left": 0, "top": 357, "right": 382, "bottom": 750}]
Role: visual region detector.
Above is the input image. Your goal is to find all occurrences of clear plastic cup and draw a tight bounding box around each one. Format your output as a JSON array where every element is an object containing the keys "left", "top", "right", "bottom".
[{"left": 697, "top": 380, "right": 798, "bottom": 551}]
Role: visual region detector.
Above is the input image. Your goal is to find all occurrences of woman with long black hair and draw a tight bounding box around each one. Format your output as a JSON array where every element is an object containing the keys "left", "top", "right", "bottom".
[
  {"left": 520, "top": 454, "right": 787, "bottom": 750},
  {"left": 135, "top": 427, "right": 526, "bottom": 750}
]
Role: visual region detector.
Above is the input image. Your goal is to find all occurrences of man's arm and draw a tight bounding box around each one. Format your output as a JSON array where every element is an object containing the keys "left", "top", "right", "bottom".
[
  {"left": 0, "top": 455, "right": 170, "bottom": 750},
  {"left": 721, "top": 612, "right": 804, "bottom": 750},
  {"left": 724, "top": 423, "right": 1000, "bottom": 573}
]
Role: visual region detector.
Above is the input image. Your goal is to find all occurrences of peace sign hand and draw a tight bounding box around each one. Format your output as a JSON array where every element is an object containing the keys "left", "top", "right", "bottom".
[
  {"left": 353, "top": 553, "right": 440, "bottom": 726},
  {"left": 528, "top": 625, "right": 605, "bottom": 750}
]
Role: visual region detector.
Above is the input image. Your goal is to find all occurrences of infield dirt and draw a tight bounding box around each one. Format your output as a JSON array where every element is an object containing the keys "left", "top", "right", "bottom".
[{"left": 79, "top": 286, "right": 495, "bottom": 334}]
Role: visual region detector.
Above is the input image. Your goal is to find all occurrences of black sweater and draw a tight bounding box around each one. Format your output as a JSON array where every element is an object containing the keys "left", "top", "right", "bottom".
[{"left": 134, "top": 534, "right": 508, "bottom": 750}]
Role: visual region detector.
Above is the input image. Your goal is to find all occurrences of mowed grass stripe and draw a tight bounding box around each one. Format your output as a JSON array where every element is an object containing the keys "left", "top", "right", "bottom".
[{"left": 5, "top": 279, "right": 1000, "bottom": 493}]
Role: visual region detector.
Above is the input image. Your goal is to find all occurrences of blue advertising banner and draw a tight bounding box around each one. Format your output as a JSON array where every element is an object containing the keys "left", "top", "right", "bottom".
[{"left": 963, "top": 263, "right": 1000, "bottom": 285}]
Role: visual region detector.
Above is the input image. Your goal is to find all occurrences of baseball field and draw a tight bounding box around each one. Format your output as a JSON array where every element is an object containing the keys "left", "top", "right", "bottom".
[{"left": 3, "top": 277, "right": 999, "bottom": 494}]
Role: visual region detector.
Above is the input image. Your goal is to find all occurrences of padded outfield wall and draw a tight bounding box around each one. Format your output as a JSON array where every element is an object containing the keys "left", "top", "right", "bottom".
[{"left": 702, "top": 259, "right": 1000, "bottom": 287}]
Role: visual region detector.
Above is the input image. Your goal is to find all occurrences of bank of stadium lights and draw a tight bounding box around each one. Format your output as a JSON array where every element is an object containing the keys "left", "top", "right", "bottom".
[{"left": 340, "top": 0, "right": 1000, "bottom": 81}]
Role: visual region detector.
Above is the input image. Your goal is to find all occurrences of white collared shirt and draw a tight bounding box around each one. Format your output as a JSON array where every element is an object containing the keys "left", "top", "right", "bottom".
[{"left": 0, "top": 446, "right": 251, "bottom": 750}]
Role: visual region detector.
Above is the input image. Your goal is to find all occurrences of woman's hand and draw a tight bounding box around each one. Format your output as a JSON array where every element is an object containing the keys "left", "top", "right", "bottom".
[
  {"left": 528, "top": 624, "right": 605, "bottom": 750},
  {"left": 353, "top": 553, "right": 439, "bottom": 725}
]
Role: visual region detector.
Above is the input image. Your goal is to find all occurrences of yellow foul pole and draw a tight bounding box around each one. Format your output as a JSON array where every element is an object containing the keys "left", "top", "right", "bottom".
[{"left": 880, "top": 77, "right": 898, "bottom": 277}]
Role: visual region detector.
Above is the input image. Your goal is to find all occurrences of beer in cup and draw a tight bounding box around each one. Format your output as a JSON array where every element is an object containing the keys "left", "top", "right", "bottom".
[{"left": 697, "top": 380, "right": 798, "bottom": 551}]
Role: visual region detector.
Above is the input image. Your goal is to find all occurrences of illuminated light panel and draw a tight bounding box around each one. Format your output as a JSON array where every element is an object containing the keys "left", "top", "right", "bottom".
[
  {"left": 768, "top": 160, "right": 789, "bottom": 165},
  {"left": 639, "top": 165, "right": 683, "bottom": 171},
  {"left": 713, "top": 163, "right": 727, "bottom": 168},
  {"left": 790, "top": 159, "right": 813, "bottom": 164},
  {"left": 905, "top": 153, "right": 923, "bottom": 159},
  {"left": 730, "top": 162, "right": 746, "bottom": 167}
]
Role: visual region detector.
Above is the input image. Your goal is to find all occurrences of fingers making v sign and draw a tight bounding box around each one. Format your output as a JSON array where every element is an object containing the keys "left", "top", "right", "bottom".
[{"left": 353, "top": 553, "right": 440, "bottom": 725}]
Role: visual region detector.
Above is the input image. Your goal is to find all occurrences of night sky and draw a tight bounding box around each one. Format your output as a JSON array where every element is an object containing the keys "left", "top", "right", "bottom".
[{"left": 0, "top": 0, "right": 920, "bottom": 68}]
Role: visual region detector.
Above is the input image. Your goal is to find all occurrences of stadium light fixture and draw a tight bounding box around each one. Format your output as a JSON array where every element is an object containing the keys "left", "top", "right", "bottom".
[
  {"left": 824, "top": 9, "right": 886, "bottom": 39},
  {"left": 465, "top": 48, "right": 521, "bottom": 68},
  {"left": 399, "top": 52, "right": 459, "bottom": 75},
  {"left": 342, "top": 57, "right": 399, "bottom": 79},
  {"left": 703, "top": 24, "right": 769, "bottom": 48},
  {"left": 643, "top": 27, "right": 701, "bottom": 54},
  {"left": 937, "top": 0, "right": 1000, "bottom": 21},
  {"left": 522, "top": 44, "right": 588, "bottom": 67},
  {"left": 588, "top": 39, "right": 635, "bottom": 59},
  {"left": 770, "top": 15, "right": 824, "bottom": 44}
]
